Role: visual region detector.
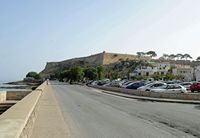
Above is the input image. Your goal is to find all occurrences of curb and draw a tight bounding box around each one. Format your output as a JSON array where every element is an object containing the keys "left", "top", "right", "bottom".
[{"left": 90, "top": 87, "right": 200, "bottom": 104}]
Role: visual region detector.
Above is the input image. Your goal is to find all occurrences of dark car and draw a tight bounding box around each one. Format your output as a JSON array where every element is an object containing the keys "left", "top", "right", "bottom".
[
  {"left": 126, "top": 82, "right": 145, "bottom": 89},
  {"left": 190, "top": 83, "right": 200, "bottom": 92}
]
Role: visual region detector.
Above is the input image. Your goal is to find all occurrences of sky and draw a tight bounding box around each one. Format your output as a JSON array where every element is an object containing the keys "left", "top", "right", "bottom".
[{"left": 1, "top": 0, "right": 200, "bottom": 82}]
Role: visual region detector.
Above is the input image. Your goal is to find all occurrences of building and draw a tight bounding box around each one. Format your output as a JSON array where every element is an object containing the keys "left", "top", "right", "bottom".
[
  {"left": 172, "top": 65, "right": 194, "bottom": 81},
  {"left": 130, "top": 62, "right": 171, "bottom": 77},
  {"left": 195, "top": 66, "right": 200, "bottom": 82},
  {"left": 155, "top": 62, "right": 171, "bottom": 75}
]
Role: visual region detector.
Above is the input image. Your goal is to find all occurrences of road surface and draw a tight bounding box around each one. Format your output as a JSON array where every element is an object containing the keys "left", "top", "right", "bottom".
[{"left": 51, "top": 83, "right": 200, "bottom": 138}]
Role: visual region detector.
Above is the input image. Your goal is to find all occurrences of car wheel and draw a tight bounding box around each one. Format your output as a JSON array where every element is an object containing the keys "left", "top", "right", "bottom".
[
  {"left": 191, "top": 90, "right": 194, "bottom": 93},
  {"left": 146, "top": 89, "right": 150, "bottom": 91}
]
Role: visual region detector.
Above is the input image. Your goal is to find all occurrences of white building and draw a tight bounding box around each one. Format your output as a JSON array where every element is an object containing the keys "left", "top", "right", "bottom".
[
  {"left": 130, "top": 62, "right": 171, "bottom": 77},
  {"left": 195, "top": 66, "right": 200, "bottom": 82},
  {"left": 172, "top": 65, "right": 194, "bottom": 81}
]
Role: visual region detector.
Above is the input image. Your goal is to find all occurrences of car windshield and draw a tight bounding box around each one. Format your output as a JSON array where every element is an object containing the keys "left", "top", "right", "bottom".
[
  {"left": 158, "top": 85, "right": 167, "bottom": 89},
  {"left": 181, "top": 83, "right": 191, "bottom": 85}
]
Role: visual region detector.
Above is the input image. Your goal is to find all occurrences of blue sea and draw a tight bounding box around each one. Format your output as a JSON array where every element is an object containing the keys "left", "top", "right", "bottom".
[{"left": 0, "top": 81, "right": 27, "bottom": 91}]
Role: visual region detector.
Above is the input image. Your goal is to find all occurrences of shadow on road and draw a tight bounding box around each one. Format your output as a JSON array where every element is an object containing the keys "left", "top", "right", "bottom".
[
  {"left": 194, "top": 105, "right": 200, "bottom": 110},
  {"left": 137, "top": 99, "right": 156, "bottom": 103}
]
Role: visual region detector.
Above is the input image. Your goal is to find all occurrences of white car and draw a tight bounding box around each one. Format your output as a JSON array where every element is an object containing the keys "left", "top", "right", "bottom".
[
  {"left": 180, "top": 82, "right": 192, "bottom": 90},
  {"left": 137, "top": 82, "right": 166, "bottom": 91},
  {"left": 150, "top": 84, "right": 187, "bottom": 93}
]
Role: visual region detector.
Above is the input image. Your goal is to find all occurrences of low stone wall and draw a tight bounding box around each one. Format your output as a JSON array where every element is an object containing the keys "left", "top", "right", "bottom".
[
  {"left": 0, "top": 91, "right": 6, "bottom": 102},
  {"left": 91, "top": 86, "right": 200, "bottom": 101}
]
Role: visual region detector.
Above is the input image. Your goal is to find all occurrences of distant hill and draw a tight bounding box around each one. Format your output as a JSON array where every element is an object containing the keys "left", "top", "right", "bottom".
[{"left": 41, "top": 51, "right": 149, "bottom": 76}]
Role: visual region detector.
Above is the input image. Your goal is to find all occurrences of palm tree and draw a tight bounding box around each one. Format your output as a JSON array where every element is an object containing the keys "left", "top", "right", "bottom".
[{"left": 146, "top": 51, "right": 157, "bottom": 58}]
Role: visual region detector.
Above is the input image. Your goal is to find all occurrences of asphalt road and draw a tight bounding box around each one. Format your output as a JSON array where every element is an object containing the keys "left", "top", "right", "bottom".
[{"left": 51, "top": 84, "right": 200, "bottom": 138}]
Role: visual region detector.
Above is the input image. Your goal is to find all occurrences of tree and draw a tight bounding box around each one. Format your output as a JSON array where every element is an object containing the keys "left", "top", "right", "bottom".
[
  {"left": 196, "top": 56, "right": 200, "bottom": 61},
  {"left": 136, "top": 52, "right": 145, "bottom": 58},
  {"left": 181, "top": 54, "right": 192, "bottom": 60},
  {"left": 151, "top": 74, "right": 163, "bottom": 80},
  {"left": 70, "top": 66, "right": 84, "bottom": 82},
  {"left": 163, "top": 73, "right": 184, "bottom": 81},
  {"left": 96, "top": 66, "right": 104, "bottom": 80},
  {"left": 26, "top": 72, "right": 40, "bottom": 79},
  {"left": 84, "top": 67, "right": 98, "bottom": 80},
  {"left": 175, "top": 75, "right": 184, "bottom": 80},
  {"left": 162, "top": 54, "right": 169, "bottom": 60},
  {"left": 146, "top": 51, "right": 157, "bottom": 58},
  {"left": 169, "top": 54, "right": 176, "bottom": 60},
  {"left": 131, "top": 75, "right": 147, "bottom": 80},
  {"left": 185, "top": 54, "right": 192, "bottom": 60},
  {"left": 60, "top": 70, "right": 72, "bottom": 82},
  {"left": 176, "top": 53, "right": 183, "bottom": 60}
]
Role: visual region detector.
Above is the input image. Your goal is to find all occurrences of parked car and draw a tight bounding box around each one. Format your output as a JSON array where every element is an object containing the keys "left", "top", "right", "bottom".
[
  {"left": 165, "top": 80, "right": 182, "bottom": 84},
  {"left": 126, "top": 81, "right": 145, "bottom": 89},
  {"left": 85, "top": 80, "right": 94, "bottom": 86},
  {"left": 97, "top": 79, "right": 110, "bottom": 86},
  {"left": 121, "top": 81, "right": 135, "bottom": 88},
  {"left": 180, "top": 82, "right": 192, "bottom": 90},
  {"left": 90, "top": 81, "right": 98, "bottom": 86},
  {"left": 150, "top": 84, "right": 187, "bottom": 93},
  {"left": 165, "top": 81, "right": 176, "bottom": 84},
  {"left": 190, "top": 83, "right": 200, "bottom": 92},
  {"left": 109, "top": 81, "right": 122, "bottom": 87},
  {"left": 137, "top": 82, "right": 166, "bottom": 91},
  {"left": 102, "top": 82, "right": 111, "bottom": 87}
]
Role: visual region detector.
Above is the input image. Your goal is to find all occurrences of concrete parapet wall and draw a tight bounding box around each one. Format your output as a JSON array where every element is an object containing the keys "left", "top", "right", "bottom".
[
  {"left": 91, "top": 86, "right": 200, "bottom": 101},
  {"left": 0, "top": 82, "right": 47, "bottom": 138},
  {"left": 0, "top": 92, "right": 7, "bottom": 103}
]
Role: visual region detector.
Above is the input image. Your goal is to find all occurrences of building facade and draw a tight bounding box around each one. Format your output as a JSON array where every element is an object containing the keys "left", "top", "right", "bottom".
[
  {"left": 130, "top": 62, "right": 171, "bottom": 77},
  {"left": 195, "top": 66, "right": 200, "bottom": 82},
  {"left": 172, "top": 65, "right": 194, "bottom": 81}
]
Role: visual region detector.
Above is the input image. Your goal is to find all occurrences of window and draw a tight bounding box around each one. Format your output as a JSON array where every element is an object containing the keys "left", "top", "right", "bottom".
[
  {"left": 174, "top": 85, "right": 181, "bottom": 89},
  {"left": 167, "top": 85, "right": 175, "bottom": 89},
  {"left": 152, "top": 83, "right": 164, "bottom": 87}
]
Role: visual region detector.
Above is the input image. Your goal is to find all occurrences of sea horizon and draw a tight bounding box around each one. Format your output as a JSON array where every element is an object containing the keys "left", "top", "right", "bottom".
[
  {"left": 0, "top": 81, "right": 5, "bottom": 84},
  {"left": 0, "top": 80, "right": 14, "bottom": 84}
]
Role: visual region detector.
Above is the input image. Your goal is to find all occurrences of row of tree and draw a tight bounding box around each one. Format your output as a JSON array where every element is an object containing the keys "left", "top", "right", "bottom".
[
  {"left": 137, "top": 51, "right": 200, "bottom": 61},
  {"left": 56, "top": 66, "right": 105, "bottom": 83},
  {"left": 161, "top": 53, "right": 193, "bottom": 60}
]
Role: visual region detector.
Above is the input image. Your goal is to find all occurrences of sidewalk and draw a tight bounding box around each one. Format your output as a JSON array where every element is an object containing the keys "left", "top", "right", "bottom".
[
  {"left": 30, "top": 85, "right": 70, "bottom": 138},
  {"left": 98, "top": 89, "right": 200, "bottom": 104}
]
